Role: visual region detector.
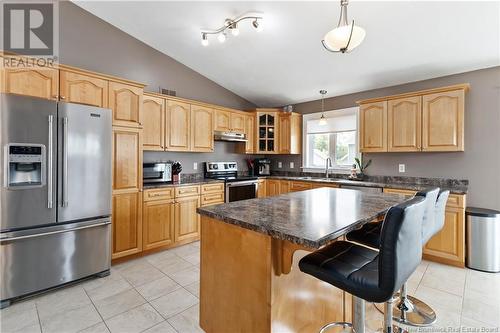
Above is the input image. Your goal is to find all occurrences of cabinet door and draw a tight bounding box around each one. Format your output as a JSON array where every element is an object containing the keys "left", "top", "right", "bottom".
[
  {"left": 174, "top": 196, "right": 200, "bottom": 243},
  {"left": 257, "top": 112, "right": 278, "bottom": 154},
  {"left": 60, "top": 70, "right": 108, "bottom": 107},
  {"left": 423, "top": 207, "right": 465, "bottom": 266},
  {"left": 245, "top": 115, "right": 255, "bottom": 153},
  {"left": 191, "top": 105, "right": 214, "bottom": 152},
  {"left": 142, "top": 95, "right": 165, "bottom": 151},
  {"left": 113, "top": 127, "right": 141, "bottom": 191},
  {"left": 388, "top": 96, "right": 421, "bottom": 152},
  {"left": 143, "top": 199, "right": 175, "bottom": 250},
  {"left": 266, "top": 180, "right": 280, "bottom": 197},
  {"left": 279, "top": 114, "right": 291, "bottom": 154},
  {"left": 257, "top": 180, "right": 267, "bottom": 198},
  {"left": 1, "top": 68, "right": 58, "bottom": 100},
  {"left": 279, "top": 180, "right": 290, "bottom": 194},
  {"left": 109, "top": 81, "right": 143, "bottom": 128},
  {"left": 360, "top": 102, "right": 387, "bottom": 152},
  {"left": 215, "top": 110, "right": 231, "bottom": 131},
  {"left": 112, "top": 191, "right": 142, "bottom": 259},
  {"left": 422, "top": 90, "right": 464, "bottom": 152},
  {"left": 230, "top": 112, "right": 246, "bottom": 133},
  {"left": 167, "top": 100, "right": 191, "bottom": 151}
]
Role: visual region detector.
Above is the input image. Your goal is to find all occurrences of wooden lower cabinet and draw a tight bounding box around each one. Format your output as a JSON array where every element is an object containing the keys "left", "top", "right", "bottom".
[
  {"left": 289, "top": 181, "right": 313, "bottom": 192},
  {"left": 267, "top": 180, "right": 280, "bottom": 196},
  {"left": 175, "top": 196, "right": 201, "bottom": 243},
  {"left": 257, "top": 180, "right": 267, "bottom": 198},
  {"left": 142, "top": 199, "right": 175, "bottom": 251},
  {"left": 279, "top": 180, "right": 290, "bottom": 194},
  {"left": 383, "top": 188, "right": 466, "bottom": 267},
  {"left": 112, "top": 191, "right": 143, "bottom": 259}
]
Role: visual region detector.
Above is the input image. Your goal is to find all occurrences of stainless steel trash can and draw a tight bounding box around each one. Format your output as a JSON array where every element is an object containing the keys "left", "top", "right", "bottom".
[{"left": 466, "top": 207, "right": 500, "bottom": 272}]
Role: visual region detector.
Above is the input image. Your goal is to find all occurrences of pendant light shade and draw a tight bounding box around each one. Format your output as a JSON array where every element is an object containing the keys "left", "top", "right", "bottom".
[{"left": 322, "top": 0, "right": 365, "bottom": 53}]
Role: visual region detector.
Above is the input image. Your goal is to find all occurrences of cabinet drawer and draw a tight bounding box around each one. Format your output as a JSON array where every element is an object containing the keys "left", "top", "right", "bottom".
[
  {"left": 201, "top": 193, "right": 225, "bottom": 206},
  {"left": 144, "top": 188, "right": 175, "bottom": 201},
  {"left": 383, "top": 188, "right": 416, "bottom": 196},
  {"left": 175, "top": 185, "right": 201, "bottom": 198},
  {"left": 201, "top": 183, "right": 224, "bottom": 194},
  {"left": 289, "top": 181, "right": 313, "bottom": 192}
]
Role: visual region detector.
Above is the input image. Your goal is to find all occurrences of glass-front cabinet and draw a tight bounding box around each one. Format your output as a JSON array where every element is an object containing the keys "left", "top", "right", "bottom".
[{"left": 256, "top": 110, "right": 279, "bottom": 154}]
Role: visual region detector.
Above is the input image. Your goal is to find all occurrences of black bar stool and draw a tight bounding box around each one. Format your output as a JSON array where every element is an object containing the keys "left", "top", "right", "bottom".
[
  {"left": 299, "top": 197, "right": 426, "bottom": 333},
  {"left": 346, "top": 188, "right": 450, "bottom": 327}
]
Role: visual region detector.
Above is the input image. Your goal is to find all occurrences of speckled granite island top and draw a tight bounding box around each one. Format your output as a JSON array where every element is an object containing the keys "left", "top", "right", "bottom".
[{"left": 197, "top": 187, "right": 409, "bottom": 248}]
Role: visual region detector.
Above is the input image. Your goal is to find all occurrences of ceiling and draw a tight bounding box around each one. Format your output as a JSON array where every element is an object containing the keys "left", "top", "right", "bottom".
[{"left": 73, "top": 1, "right": 500, "bottom": 107}]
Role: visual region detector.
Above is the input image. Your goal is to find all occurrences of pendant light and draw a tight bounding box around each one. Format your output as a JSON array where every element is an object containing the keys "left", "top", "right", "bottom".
[
  {"left": 322, "top": 0, "right": 366, "bottom": 53},
  {"left": 319, "top": 90, "right": 328, "bottom": 126}
]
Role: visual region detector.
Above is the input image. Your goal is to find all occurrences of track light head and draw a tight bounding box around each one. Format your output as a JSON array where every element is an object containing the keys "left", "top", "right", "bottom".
[
  {"left": 252, "top": 19, "right": 263, "bottom": 32},
  {"left": 201, "top": 33, "right": 209, "bottom": 46},
  {"left": 217, "top": 32, "right": 226, "bottom": 43}
]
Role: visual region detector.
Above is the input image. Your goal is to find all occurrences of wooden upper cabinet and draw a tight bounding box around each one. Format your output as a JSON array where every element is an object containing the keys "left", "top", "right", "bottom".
[
  {"left": 167, "top": 100, "right": 191, "bottom": 151},
  {"left": 191, "top": 105, "right": 214, "bottom": 152},
  {"left": 388, "top": 96, "right": 422, "bottom": 152},
  {"left": 109, "top": 81, "right": 143, "bottom": 128},
  {"left": 215, "top": 109, "right": 231, "bottom": 131},
  {"left": 142, "top": 95, "right": 165, "bottom": 151},
  {"left": 278, "top": 114, "right": 291, "bottom": 154},
  {"left": 113, "top": 127, "right": 142, "bottom": 192},
  {"left": 422, "top": 89, "right": 464, "bottom": 152},
  {"left": 174, "top": 195, "right": 200, "bottom": 243},
  {"left": 112, "top": 191, "right": 142, "bottom": 259},
  {"left": 59, "top": 70, "right": 108, "bottom": 107},
  {"left": 230, "top": 112, "right": 246, "bottom": 133},
  {"left": 143, "top": 199, "right": 175, "bottom": 251},
  {"left": 1, "top": 68, "right": 58, "bottom": 100},
  {"left": 359, "top": 101, "right": 388, "bottom": 152},
  {"left": 245, "top": 114, "right": 255, "bottom": 153}
]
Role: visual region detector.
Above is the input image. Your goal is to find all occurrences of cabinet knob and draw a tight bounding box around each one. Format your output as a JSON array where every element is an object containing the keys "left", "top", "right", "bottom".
[{"left": 60, "top": 96, "right": 66, "bottom": 100}]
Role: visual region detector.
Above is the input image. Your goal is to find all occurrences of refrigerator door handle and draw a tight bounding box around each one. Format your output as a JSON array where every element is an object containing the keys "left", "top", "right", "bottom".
[
  {"left": 62, "top": 116, "right": 68, "bottom": 207},
  {"left": 0, "top": 220, "right": 111, "bottom": 243},
  {"left": 47, "top": 115, "right": 53, "bottom": 209}
]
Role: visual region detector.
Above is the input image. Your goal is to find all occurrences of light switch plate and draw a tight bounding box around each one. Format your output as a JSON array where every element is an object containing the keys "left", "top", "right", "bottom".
[
  {"left": 193, "top": 162, "right": 198, "bottom": 170},
  {"left": 290, "top": 162, "right": 295, "bottom": 169},
  {"left": 278, "top": 162, "right": 282, "bottom": 168},
  {"left": 398, "top": 164, "right": 405, "bottom": 173}
]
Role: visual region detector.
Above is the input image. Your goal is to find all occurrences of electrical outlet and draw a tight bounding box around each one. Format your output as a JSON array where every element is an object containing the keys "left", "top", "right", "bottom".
[
  {"left": 193, "top": 162, "right": 198, "bottom": 170},
  {"left": 278, "top": 162, "right": 283, "bottom": 168},
  {"left": 290, "top": 162, "right": 295, "bottom": 169},
  {"left": 398, "top": 164, "right": 405, "bottom": 173}
]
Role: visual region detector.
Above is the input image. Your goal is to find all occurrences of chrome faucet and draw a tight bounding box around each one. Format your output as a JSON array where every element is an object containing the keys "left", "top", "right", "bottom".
[{"left": 325, "top": 157, "right": 333, "bottom": 178}]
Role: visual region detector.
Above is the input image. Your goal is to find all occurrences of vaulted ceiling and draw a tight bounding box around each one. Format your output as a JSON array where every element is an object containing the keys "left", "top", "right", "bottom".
[{"left": 74, "top": 1, "right": 500, "bottom": 107}]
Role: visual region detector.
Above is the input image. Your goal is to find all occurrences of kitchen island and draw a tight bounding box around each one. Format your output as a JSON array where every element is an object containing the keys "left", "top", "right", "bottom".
[{"left": 197, "top": 187, "right": 408, "bottom": 333}]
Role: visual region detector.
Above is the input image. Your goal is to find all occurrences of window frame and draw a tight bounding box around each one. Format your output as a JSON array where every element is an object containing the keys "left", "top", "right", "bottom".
[{"left": 302, "top": 107, "right": 359, "bottom": 173}]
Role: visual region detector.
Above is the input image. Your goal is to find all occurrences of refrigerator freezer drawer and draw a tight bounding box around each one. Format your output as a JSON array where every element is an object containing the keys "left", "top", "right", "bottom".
[{"left": 0, "top": 218, "right": 111, "bottom": 301}]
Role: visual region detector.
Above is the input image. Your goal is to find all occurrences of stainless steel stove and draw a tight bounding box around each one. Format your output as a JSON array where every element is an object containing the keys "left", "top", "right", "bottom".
[{"left": 204, "top": 162, "right": 259, "bottom": 202}]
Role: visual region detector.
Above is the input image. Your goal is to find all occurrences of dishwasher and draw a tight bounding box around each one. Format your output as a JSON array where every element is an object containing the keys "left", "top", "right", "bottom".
[{"left": 340, "top": 185, "right": 383, "bottom": 193}]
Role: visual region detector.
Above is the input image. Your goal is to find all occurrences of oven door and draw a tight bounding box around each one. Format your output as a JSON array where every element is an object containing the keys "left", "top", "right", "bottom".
[{"left": 226, "top": 181, "right": 258, "bottom": 203}]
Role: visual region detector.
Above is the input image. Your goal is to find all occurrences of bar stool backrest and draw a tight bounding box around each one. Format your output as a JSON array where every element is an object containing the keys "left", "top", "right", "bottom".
[
  {"left": 433, "top": 190, "right": 450, "bottom": 236},
  {"left": 415, "top": 188, "right": 440, "bottom": 244},
  {"left": 378, "top": 197, "right": 426, "bottom": 297}
]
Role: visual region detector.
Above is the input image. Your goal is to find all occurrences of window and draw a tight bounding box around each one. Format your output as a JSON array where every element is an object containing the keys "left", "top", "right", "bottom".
[{"left": 303, "top": 107, "right": 358, "bottom": 170}]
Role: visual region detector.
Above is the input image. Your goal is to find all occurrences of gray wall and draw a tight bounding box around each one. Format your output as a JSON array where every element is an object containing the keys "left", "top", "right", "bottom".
[
  {"left": 269, "top": 67, "right": 500, "bottom": 210},
  {"left": 144, "top": 142, "right": 263, "bottom": 174},
  {"left": 59, "top": 2, "right": 255, "bottom": 110}
]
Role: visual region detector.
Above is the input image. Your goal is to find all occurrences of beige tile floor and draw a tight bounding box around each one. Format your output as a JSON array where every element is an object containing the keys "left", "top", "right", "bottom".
[{"left": 1, "top": 241, "right": 499, "bottom": 333}]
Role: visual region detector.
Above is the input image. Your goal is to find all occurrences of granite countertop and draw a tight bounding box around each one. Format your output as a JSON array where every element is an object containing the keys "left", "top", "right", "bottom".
[
  {"left": 263, "top": 176, "right": 468, "bottom": 194},
  {"left": 143, "top": 178, "right": 224, "bottom": 189},
  {"left": 197, "top": 187, "right": 408, "bottom": 248}
]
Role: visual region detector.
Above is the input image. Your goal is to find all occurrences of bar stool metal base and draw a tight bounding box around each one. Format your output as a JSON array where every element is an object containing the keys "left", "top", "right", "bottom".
[
  {"left": 319, "top": 322, "right": 354, "bottom": 333},
  {"left": 374, "top": 294, "right": 437, "bottom": 327}
]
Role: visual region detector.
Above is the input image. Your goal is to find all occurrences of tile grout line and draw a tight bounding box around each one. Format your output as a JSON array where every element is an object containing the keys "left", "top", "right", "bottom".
[
  {"left": 34, "top": 302, "right": 44, "bottom": 333},
  {"left": 82, "top": 287, "right": 113, "bottom": 333}
]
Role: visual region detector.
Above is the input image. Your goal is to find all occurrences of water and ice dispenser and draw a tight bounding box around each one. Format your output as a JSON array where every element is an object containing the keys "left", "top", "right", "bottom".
[{"left": 4, "top": 144, "right": 46, "bottom": 188}]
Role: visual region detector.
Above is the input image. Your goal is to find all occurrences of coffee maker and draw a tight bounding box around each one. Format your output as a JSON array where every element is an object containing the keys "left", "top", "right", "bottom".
[{"left": 255, "top": 158, "right": 271, "bottom": 176}]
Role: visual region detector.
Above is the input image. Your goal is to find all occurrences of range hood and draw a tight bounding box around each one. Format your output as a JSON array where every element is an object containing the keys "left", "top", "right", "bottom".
[{"left": 214, "top": 131, "right": 247, "bottom": 142}]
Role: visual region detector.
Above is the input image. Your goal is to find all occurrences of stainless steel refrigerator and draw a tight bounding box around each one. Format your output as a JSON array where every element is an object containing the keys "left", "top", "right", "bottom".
[{"left": 0, "top": 93, "right": 112, "bottom": 308}]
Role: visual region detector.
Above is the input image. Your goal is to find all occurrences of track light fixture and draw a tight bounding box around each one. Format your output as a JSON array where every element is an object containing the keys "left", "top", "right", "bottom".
[{"left": 201, "top": 12, "right": 264, "bottom": 46}]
